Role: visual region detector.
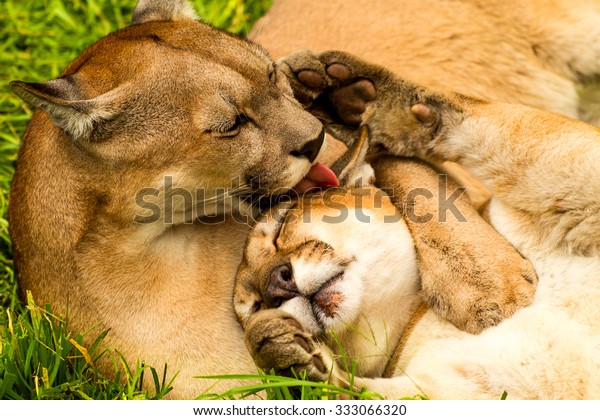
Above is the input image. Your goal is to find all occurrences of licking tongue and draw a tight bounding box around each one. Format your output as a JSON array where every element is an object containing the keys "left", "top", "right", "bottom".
[{"left": 293, "top": 162, "right": 339, "bottom": 195}]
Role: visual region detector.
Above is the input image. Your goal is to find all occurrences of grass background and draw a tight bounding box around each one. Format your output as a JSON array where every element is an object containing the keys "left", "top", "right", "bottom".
[{"left": 0, "top": 0, "right": 287, "bottom": 400}]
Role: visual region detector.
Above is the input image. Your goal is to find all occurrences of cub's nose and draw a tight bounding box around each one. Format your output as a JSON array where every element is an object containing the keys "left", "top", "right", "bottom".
[
  {"left": 291, "top": 128, "right": 325, "bottom": 163},
  {"left": 264, "top": 264, "right": 299, "bottom": 308}
]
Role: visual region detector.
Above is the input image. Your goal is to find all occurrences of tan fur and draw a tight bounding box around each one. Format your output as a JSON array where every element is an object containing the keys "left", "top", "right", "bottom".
[
  {"left": 251, "top": 0, "right": 600, "bottom": 207},
  {"left": 9, "top": 0, "right": 327, "bottom": 398},
  {"left": 236, "top": 52, "right": 600, "bottom": 399},
  {"left": 11, "top": 0, "right": 600, "bottom": 399}
]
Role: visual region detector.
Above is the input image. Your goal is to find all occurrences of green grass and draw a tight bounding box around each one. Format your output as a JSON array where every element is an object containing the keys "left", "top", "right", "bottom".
[
  {"left": 0, "top": 0, "right": 282, "bottom": 400},
  {"left": 1, "top": 292, "right": 176, "bottom": 399},
  {"left": 197, "top": 373, "right": 385, "bottom": 400}
]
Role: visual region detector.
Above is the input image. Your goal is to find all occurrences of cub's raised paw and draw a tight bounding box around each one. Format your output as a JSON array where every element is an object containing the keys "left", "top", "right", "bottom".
[
  {"left": 278, "top": 50, "right": 444, "bottom": 157},
  {"left": 244, "top": 309, "right": 331, "bottom": 382},
  {"left": 277, "top": 50, "right": 378, "bottom": 143}
]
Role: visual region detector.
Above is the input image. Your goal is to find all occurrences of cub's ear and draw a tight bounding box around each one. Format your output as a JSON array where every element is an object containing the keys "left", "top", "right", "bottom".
[
  {"left": 132, "top": 0, "right": 198, "bottom": 25},
  {"left": 10, "top": 78, "right": 117, "bottom": 141}
]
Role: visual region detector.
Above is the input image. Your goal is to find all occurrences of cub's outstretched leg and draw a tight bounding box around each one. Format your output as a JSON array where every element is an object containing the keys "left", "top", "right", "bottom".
[
  {"left": 279, "top": 50, "right": 492, "bottom": 209},
  {"left": 372, "top": 157, "right": 536, "bottom": 334}
]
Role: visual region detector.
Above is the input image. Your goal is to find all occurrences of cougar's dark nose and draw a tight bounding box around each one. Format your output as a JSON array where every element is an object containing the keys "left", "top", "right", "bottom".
[
  {"left": 264, "top": 264, "right": 299, "bottom": 308},
  {"left": 291, "top": 128, "right": 325, "bottom": 163}
]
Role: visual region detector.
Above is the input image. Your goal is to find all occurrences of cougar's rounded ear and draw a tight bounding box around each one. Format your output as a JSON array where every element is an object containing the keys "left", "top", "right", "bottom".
[
  {"left": 10, "top": 77, "right": 120, "bottom": 142},
  {"left": 132, "top": 0, "right": 198, "bottom": 25}
]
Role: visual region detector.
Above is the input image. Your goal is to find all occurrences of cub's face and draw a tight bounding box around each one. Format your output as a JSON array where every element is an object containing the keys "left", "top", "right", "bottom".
[{"left": 234, "top": 188, "right": 421, "bottom": 352}]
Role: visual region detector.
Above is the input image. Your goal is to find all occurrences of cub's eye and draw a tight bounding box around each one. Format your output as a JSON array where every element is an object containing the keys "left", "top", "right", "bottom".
[
  {"left": 212, "top": 114, "right": 251, "bottom": 137},
  {"left": 251, "top": 300, "right": 263, "bottom": 314}
]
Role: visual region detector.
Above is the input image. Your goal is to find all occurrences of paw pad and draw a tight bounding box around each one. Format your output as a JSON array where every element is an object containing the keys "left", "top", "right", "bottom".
[
  {"left": 326, "top": 63, "right": 351, "bottom": 80},
  {"left": 298, "top": 70, "right": 325, "bottom": 89}
]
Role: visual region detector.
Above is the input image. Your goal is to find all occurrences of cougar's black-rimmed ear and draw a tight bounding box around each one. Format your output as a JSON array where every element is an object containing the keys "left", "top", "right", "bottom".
[
  {"left": 10, "top": 78, "right": 119, "bottom": 141},
  {"left": 132, "top": 0, "right": 198, "bottom": 25},
  {"left": 330, "top": 125, "right": 373, "bottom": 187}
]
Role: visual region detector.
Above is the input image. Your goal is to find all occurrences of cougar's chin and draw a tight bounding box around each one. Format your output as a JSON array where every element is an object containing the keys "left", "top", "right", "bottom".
[{"left": 311, "top": 272, "right": 345, "bottom": 324}]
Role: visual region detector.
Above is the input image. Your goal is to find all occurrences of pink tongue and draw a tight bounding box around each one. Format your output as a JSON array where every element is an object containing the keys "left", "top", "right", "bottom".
[{"left": 293, "top": 163, "right": 339, "bottom": 195}]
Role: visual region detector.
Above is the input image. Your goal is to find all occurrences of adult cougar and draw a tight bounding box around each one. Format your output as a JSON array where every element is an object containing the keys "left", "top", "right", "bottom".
[
  {"left": 8, "top": 0, "right": 333, "bottom": 398},
  {"left": 8, "top": 0, "right": 531, "bottom": 398},
  {"left": 235, "top": 51, "right": 600, "bottom": 399}
]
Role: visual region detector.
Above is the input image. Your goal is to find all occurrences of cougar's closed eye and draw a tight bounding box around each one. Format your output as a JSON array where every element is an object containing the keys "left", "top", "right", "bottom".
[{"left": 211, "top": 114, "right": 251, "bottom": 137}]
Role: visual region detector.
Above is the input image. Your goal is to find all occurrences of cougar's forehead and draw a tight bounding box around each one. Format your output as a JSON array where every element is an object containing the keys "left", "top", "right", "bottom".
[
  {"left": 278, "top": 189, "right": 401, "bottom": 245},
  {"left": 63, "top": 20, "right": 274, "bottom": 96},
  {"left": 244, "top": 188, "right": 401, "bottom": 263}
]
